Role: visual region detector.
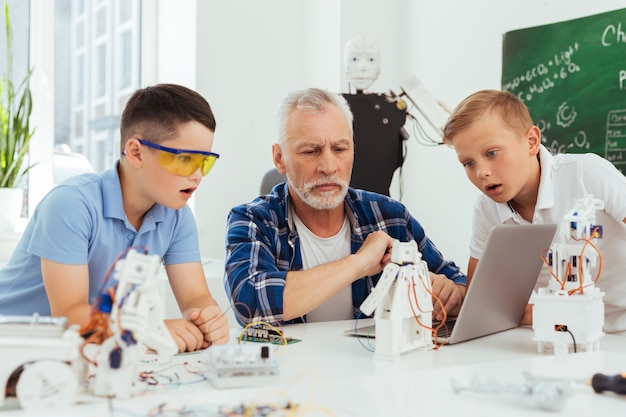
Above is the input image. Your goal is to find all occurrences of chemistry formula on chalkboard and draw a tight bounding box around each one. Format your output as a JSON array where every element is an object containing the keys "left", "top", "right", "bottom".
[{"left": 502, "top": 8, "right": 626, "bottom": 173}]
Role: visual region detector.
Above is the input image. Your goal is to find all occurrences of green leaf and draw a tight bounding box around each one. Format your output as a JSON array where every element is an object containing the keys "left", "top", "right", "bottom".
[{"left": 0, "top": 2, "right": 36, "bottom": 189}]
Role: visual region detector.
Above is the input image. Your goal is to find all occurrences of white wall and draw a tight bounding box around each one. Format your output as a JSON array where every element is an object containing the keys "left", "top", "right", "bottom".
[{"left": 192, "top": 0, "right": 626, "bottom": 270}]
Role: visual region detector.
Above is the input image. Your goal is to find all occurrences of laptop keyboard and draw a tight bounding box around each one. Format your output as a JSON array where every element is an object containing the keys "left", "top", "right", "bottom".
[{"left": 434, "top": 318, "right": 457, "bottom": 338}]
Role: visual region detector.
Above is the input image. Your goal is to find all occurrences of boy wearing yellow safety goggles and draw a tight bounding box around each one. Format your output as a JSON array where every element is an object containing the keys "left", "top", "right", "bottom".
[{"left": 0, "top": 84, "right": 229, "bottom": 352}]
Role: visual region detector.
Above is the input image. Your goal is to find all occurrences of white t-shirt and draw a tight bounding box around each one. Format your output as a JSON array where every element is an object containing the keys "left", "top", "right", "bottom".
[
  {"left": 470, "top": 145, "right": 626, "bottom": 334},
  {"left": 292, "top": 211, "right": 353, "bottom": 322}
]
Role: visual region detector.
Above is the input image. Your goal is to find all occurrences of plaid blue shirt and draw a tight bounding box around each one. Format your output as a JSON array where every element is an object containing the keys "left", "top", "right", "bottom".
[{"left": 225, "top": 183, "right": 466, "bottom": 326}]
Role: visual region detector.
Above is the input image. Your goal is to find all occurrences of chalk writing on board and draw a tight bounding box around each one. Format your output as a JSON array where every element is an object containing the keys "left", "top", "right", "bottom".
[
  {"left": 502, "top": 43, "right": 581, "bottom": 103},
  {"left": 606, "top": 109, "right": 626, "bottom": 172},
  {"left": 501, "top": 8, "right": 626, "bottom": 174}
]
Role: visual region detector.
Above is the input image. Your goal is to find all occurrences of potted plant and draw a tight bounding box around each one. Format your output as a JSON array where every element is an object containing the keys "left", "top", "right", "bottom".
[{"left": 0, "top": 2, "right": 36, "bottom": 231}]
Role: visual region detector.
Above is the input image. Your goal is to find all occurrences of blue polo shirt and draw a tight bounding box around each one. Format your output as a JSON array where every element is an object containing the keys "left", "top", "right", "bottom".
[{"left": 0, "top": 162, "right": 201, "bottom": 316}]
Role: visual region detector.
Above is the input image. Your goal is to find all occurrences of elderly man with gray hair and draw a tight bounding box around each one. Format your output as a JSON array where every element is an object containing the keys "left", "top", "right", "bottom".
[{"left": 225, "top": 87, "right": 466, "bottom": 326}]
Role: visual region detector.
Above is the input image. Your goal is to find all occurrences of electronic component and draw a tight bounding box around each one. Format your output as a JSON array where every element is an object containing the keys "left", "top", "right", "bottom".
[
  {"left": 217, "top": 401, "right": 298, "bottom": 417},
  {"left": 241, "top": 323, "right": 299, "bottom": 345},
  {"left": 202, "top": 344, "right": 280, "bottom": 388}
]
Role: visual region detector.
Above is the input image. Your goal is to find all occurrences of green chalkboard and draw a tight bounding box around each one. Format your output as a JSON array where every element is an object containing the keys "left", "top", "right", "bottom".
[{"left": 502, "top": 8, "right": 626, "bottom": 173}]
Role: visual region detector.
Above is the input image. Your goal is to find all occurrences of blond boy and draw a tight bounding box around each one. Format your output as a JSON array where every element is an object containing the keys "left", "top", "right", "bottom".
[{"left": 444, "top": 89, "right": 626, "bottom": 335}]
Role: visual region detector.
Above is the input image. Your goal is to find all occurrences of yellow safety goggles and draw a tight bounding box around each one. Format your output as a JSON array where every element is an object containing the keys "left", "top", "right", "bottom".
[{"left": 136, "top": 138, "right": 219, "bottom": 177}]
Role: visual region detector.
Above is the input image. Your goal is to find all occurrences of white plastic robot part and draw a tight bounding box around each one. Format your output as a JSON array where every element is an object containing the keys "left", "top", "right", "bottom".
[
  {"left": 360, "top": 263, "right": 400, "bottom": 316},
  {"left": 390, "top": 240, "right": 421, "bottom": 265},
  {"left": 360, "top": 240, "right": 422, "bottom": 316},
  {"left": 15, "top": 360, "right": 78, "bottom": 411}
]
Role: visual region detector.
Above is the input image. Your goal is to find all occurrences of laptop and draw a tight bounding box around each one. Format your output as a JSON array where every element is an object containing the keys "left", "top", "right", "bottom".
[{"left": 345, "top": 223, "right": 558, "bottom": 344}]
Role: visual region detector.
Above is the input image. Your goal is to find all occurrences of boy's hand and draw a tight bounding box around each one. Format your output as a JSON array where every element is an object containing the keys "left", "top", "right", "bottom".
[
  {"left": 164, "top": 318, "right": 206, "bottom": 352},
  {"left": 187, "top": 305, "right": 230, "bottom": 346}
]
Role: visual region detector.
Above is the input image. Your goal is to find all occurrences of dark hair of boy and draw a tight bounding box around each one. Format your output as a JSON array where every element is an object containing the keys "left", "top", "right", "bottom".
[{"left": 120, "top": 83, "right": 217, "bottom": 149}]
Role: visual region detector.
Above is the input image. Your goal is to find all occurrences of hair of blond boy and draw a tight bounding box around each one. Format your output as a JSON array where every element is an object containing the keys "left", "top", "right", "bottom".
[{"left": 443, "top": 90, "right": 534, "bottom": 145}]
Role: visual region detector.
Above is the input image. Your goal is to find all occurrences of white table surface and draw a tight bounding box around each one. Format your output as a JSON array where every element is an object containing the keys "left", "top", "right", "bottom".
[{"left": 3, "top": 320, "right": 626, "bottom": 416}]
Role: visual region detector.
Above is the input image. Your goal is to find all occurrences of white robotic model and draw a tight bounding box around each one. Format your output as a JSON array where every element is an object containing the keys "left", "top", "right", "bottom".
[
  {"left": 0, "top": 249, "right": 178, "bottom": 409},
  {"left": 344, "top": 35, "right": 381, "bottom": 93},
  {"left": 532, "top": 195, "right": 605, "bottom": 354},
  {"left": 86, "top": 249, "right": 178, "bottom": 398},
  {"left": 360, "top": 240, "right": 434, "bottom": 360},
  {"left": 0, "top": 315, "right": 84, "bottom": 410},
  {"left": 399, "top": 75, "right": 451, "bottom": 139}
]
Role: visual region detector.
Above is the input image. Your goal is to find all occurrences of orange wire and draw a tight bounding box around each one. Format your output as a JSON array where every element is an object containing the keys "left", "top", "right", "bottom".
[
  {"left": 407, "top": 274, "right": 447, "bottom": 349},
  {"left": 573, "top": 227, "right": 603, "bottom": 283},
  {"left": 564, "top": 262, "right": 572, "bottom": 291},
  {"left": 568, "top": 226, "right": 604, "bottom": 292},
  {"left": 586, "top": 238, "right": 603, "bottom": 283},
  {"left": 425, "top": 277, "right": 448, "bottom": 349},
  {"left": 541, "top": 248, "right": 564, "bottom": 289},
  {"left": 540, "top": 226, "right": 604, "bottom": 296}
]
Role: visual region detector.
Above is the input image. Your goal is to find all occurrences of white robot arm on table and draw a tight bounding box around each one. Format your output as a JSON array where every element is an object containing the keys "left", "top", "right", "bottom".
[
  {"left": 359, "top": 240, "right": 434, "bottom": 360},
  {"left": 0, "top": 249, "right": 178, "bottom": 409},
  {"left": 86, "top": 249, "right": 178, "bottom": 398}
]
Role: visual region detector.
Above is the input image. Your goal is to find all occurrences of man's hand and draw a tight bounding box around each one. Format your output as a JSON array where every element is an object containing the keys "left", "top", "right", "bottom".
[
  {"left": 164, "top": 318, "right": 207, "bottom": 352},
  {"left": 187, "top": 305, "right": 230, "bottom": 346},
  {"left": 430, "top": 273, "right": 465, "bottom": 320},
  {"left": 353, "top": 231, "right": 395, "bottom": 277}
]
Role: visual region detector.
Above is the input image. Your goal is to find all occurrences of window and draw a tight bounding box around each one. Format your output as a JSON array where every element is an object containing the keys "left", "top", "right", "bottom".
[
  {"left": 120, "top": 30, "right": 132, "bottom": 89},
  {"left": 55, "top": 0, "right": 141, "bottom": 174}
]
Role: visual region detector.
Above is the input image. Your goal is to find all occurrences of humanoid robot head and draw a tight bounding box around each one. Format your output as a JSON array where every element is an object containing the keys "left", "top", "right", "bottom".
[{"left": 344, "top": 35, "right": 381, "bottom": 92}]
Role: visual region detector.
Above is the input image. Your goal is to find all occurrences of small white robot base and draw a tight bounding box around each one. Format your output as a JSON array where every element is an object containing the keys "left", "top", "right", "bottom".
[
  {"left": 532, "top": 194, "right": 605, "bottom": 355},
  {"left": 533, "top": 288, "right": 604, "bottom": 354}
]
